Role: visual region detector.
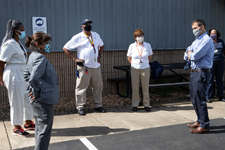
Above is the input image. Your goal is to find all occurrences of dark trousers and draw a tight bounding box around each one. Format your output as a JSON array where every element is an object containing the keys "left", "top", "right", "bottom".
[
  {"left": 206, "top": 60, "right": 224, "bottom": 98},
  {"left": 189, "top": 71, "right": 210, "bottom": 129},
  {"left": 32, "top": 100, "right": 54, "bottom": 150}
]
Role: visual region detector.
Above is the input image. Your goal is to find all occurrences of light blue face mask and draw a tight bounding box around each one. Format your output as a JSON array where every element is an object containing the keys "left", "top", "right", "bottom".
[
  {"left": 44, "top": 44, "right": 51, "bottom": 53},
  {"left": 17, "top": 30, "right": 26, "bottom": 39}
]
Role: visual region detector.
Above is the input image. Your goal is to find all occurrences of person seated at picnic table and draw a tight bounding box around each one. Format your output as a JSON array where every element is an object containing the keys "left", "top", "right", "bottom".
[
  {"left": 127, "top": 29, "right": 153, "bottom": 112},
  {"left": 206, "top": 28, "right": 225, "bottom": 103}
]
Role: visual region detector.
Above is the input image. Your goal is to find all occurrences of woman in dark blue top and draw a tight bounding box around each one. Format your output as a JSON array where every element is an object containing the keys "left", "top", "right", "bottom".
[{"left": 206, "top": 28, "right": 225, "bottom": 102}]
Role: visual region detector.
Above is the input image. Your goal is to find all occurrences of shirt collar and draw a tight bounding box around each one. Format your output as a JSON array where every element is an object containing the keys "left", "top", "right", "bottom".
[
  {"left": 197, "top": 32, "right": 207, "bottom": 39},
  {"left": 81, "top": 31, "right": 92, "bottom": 37},
  {"left": 135, "top": 41, "right": 145, "bottom": 46}
]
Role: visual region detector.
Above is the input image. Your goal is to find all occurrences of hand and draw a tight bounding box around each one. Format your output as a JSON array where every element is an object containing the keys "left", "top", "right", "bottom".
[
  {"left": 74, "top": 58, "right": 85, "bottom": 63},
  {"left": 97, "top": 56, "right": 101, "bottom": 63},
  {"left": 187, "top": 51, "right": 192, "bottom": 60},
  {"left": 0, "top": 78, "right": 4, "bottom": 86},
  {"left": 28, "top": 92, "right": 36, "bottom": 101},
  {"left": 187, "top": 51, "right": 192, "bottom": 55}
]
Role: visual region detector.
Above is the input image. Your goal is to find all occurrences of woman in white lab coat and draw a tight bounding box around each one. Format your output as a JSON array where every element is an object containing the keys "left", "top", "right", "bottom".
[{"left": 0, "top": 20, "right": 34, "bottom": 137}]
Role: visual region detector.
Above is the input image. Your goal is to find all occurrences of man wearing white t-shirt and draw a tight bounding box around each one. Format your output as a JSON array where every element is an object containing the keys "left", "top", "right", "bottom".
[{"left": 63, "top": 19, "right": 106, "bottom": 115}]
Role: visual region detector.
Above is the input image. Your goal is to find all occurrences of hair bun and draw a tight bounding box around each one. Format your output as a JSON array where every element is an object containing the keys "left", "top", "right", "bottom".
[{"left": 25, "top": 36, "right": 32, "bottom": 48}]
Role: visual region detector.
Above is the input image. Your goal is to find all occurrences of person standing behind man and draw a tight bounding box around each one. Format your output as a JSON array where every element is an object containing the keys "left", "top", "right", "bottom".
[
  {"left": 206, "top": 28, "right": 225, "bottom": 103},
  {"left": 184, "top": 19, "right": 214, "bottom": 134},
  {"left": 63, "top": 19, "right": 106, "bottom": 115}
]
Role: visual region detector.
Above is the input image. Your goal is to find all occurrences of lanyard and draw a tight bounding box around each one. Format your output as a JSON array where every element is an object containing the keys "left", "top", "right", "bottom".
[
  {"left": 214, "top": 42, "right": 217, "bottom": 50},
  {"left": 84, "top": 32, "right": 96, "bottom": 53},
  {"left": 19, "top": 42, "right": 27, "bottom": 60},
  {"left": 136, "top": 44, "right": 144, "bottom": 62}
]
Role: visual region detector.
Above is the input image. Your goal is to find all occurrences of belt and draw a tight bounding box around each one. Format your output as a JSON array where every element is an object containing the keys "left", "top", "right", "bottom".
[{"left": 191, "top": 69, "right": 210, "bottom": 72}]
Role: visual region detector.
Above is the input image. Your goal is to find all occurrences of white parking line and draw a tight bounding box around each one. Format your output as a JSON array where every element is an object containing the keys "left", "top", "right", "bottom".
[{"left": 79, "top": 137, "right": 98, "bottom": 150}]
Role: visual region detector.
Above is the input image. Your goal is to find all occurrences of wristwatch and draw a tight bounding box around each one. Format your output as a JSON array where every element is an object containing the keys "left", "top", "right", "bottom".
[{"left": 99, "top": 54, "right": 103, "bottom": 57}]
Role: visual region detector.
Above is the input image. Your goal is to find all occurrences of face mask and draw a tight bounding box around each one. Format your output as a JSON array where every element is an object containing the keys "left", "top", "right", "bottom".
[
  {"left": 192, "top": 27, "right": 202, "bottom": 37},
  {"left": 136, "top": 36, "right": 144, "bottom": 43},
  {"left": 210, "top": 34, "right": 217, "bottom": 40},
  {"left": 44, "top": 44, "right": 51, "bottom": 53},
  {"left": 84, "top": 25, "right": 92, "bottom": 32},
  {"left": 17, "top": 30, "right": 26, "bottom": 39}
]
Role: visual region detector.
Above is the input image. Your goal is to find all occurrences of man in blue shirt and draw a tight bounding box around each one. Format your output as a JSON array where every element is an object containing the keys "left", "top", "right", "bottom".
[{"left": 184, "top": 19, "right": 214, "bottom": 134}]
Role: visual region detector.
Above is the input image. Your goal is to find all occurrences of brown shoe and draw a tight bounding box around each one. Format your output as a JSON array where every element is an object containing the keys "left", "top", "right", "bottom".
[
  {"left": 190, "top": 127, "right": 210, "bottom": 134},
  {"left": 187, "top": 121, "right": 200, "bottom": 128}
]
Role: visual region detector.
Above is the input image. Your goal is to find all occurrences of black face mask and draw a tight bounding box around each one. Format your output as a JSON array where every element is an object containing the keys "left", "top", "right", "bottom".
[{"left": 84, "top": 25, "right": 92, "bottom": 32}]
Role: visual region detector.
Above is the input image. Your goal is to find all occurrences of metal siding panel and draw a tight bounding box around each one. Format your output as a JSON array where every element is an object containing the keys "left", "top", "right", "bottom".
[
  {"left": 174, "top": 0, "right": 184, "bottom": 49},
  {"left": 192, "top": 0, "right": 203, "bottom": 19},
  {"left": 124, "top": 0, "right": 135, "bottom": 49},
  {"left": 102, "top": 0, "right": 113, "bottom": 49},
  {"left": 114, "top": 0, "right": 125, "bottom": 49},
  {"left": 0, "top": 1, "right": 8, "bottom": 42},
  {"left": 91, "top": 0, "right": 102, "bottom": 35},
  {"left": 52, "top": 0, "right": 65, "bottom": 50},
  {"left": 183, "top": 0, "right": 195, "bottom": 48},
  {"left": 165, "top": 0, "right": 175, "bottom": 49},
  {"left": 154, "top": 0, "right": 166, "bottom": 49},
  {"left": 145, "top": 0, "right": 156, "bottom": 49},
  {"left": 0, "top": 0, "right": 224, "bottom": 51}
]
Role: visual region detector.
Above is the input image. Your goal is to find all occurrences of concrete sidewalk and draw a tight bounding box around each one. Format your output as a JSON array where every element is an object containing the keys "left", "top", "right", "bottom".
[{"left": 1, "top": 100, "right": 225, "bottom": 150}]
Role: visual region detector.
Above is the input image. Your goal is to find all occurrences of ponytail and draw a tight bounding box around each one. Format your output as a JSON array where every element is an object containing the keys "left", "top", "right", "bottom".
[
  {"left": 1, "top": 19, "right": 23, "bottom": 45},
  {"left": 25, "top": 36, "right": 32, "bottom": 48}
]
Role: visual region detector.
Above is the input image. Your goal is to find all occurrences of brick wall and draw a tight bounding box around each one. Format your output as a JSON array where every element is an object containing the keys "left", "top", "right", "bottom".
[{"left": 0, "top": 49, "right": 188, "bottom": 103}]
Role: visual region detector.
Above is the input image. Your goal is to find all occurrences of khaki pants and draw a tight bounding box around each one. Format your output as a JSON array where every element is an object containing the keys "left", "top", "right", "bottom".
[
  {"left": 75, "top": 65, "right": 103, "bottom": 109},
  {"left": 131, "top": 67, "right": 150, "bottom": 107}
]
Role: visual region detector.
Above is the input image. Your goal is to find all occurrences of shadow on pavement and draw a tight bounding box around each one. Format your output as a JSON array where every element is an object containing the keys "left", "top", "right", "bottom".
[{"left": 51, "top": 126, "right": 129, "bottom": 137}]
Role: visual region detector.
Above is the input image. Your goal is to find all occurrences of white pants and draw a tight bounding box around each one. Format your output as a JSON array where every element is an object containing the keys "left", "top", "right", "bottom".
[{"left": 3, "top": 64, "right": 33, "bottom": 125}]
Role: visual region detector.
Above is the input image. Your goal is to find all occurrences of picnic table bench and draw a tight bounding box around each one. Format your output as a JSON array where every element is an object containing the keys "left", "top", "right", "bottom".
[{"left": 108, "top": 63, "right": 189, "bottom": 98}]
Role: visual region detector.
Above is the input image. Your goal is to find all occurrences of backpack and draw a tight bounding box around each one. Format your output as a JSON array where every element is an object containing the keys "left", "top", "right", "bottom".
[{"left": 150, "top": 61, "right": 163, "bottom": 79}]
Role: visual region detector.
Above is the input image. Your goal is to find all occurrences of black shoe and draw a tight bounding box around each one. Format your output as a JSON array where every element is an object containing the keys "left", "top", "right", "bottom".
[
  {"left": 78, "top": 109, "right": 86, "bottom": 115},
  {"left": 206, "top": 98, "right": 212, "bottom": 103},
  {"left": 95, "top": 107, "right": 106, "bottom": 113},
  {"left": 132, "top": 107, "right": 138, "bottom": 112},
  {"left": 144, "top": 107, "right": 151, "bottom": 112},
  {"left": 219, "top": 97, "right": 225, "bottom": 102}
]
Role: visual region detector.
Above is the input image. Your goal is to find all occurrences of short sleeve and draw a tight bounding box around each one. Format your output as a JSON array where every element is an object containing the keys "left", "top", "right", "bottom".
[
  {"left": 96, "top": 33, "right": 104, "bottom": 47},
  {"left": 127, "top": 44, "right": 133, "bottom": 57},
  {"left": 63, "top": 34, "right": 81, "bottom": 50},
  {"left": 148, "top": 43, "right": 153, "bottom": 56},
  {"left": 0, "top": 42, "right": 15, "bottom": 62}
]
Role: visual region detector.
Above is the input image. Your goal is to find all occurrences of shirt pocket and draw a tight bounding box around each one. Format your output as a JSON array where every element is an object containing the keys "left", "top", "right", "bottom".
[{"left": 39, "top": 87, "right": 55, "bottom": 101}]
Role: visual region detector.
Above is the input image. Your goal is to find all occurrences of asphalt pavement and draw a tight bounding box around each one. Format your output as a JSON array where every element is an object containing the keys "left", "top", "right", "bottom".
[{"left": 1, "top": 99, "right": 225, "bottom": 150}]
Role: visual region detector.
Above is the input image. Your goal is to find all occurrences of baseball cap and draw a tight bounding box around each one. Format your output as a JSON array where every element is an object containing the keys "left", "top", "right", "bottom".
[{"left": 81, "top": 19, "right": 93, "bottom": 25}]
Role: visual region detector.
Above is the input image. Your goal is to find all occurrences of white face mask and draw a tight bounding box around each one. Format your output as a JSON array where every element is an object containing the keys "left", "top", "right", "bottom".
[{"left": 136, "top": 36, "right": 144, "bottom": 43}]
